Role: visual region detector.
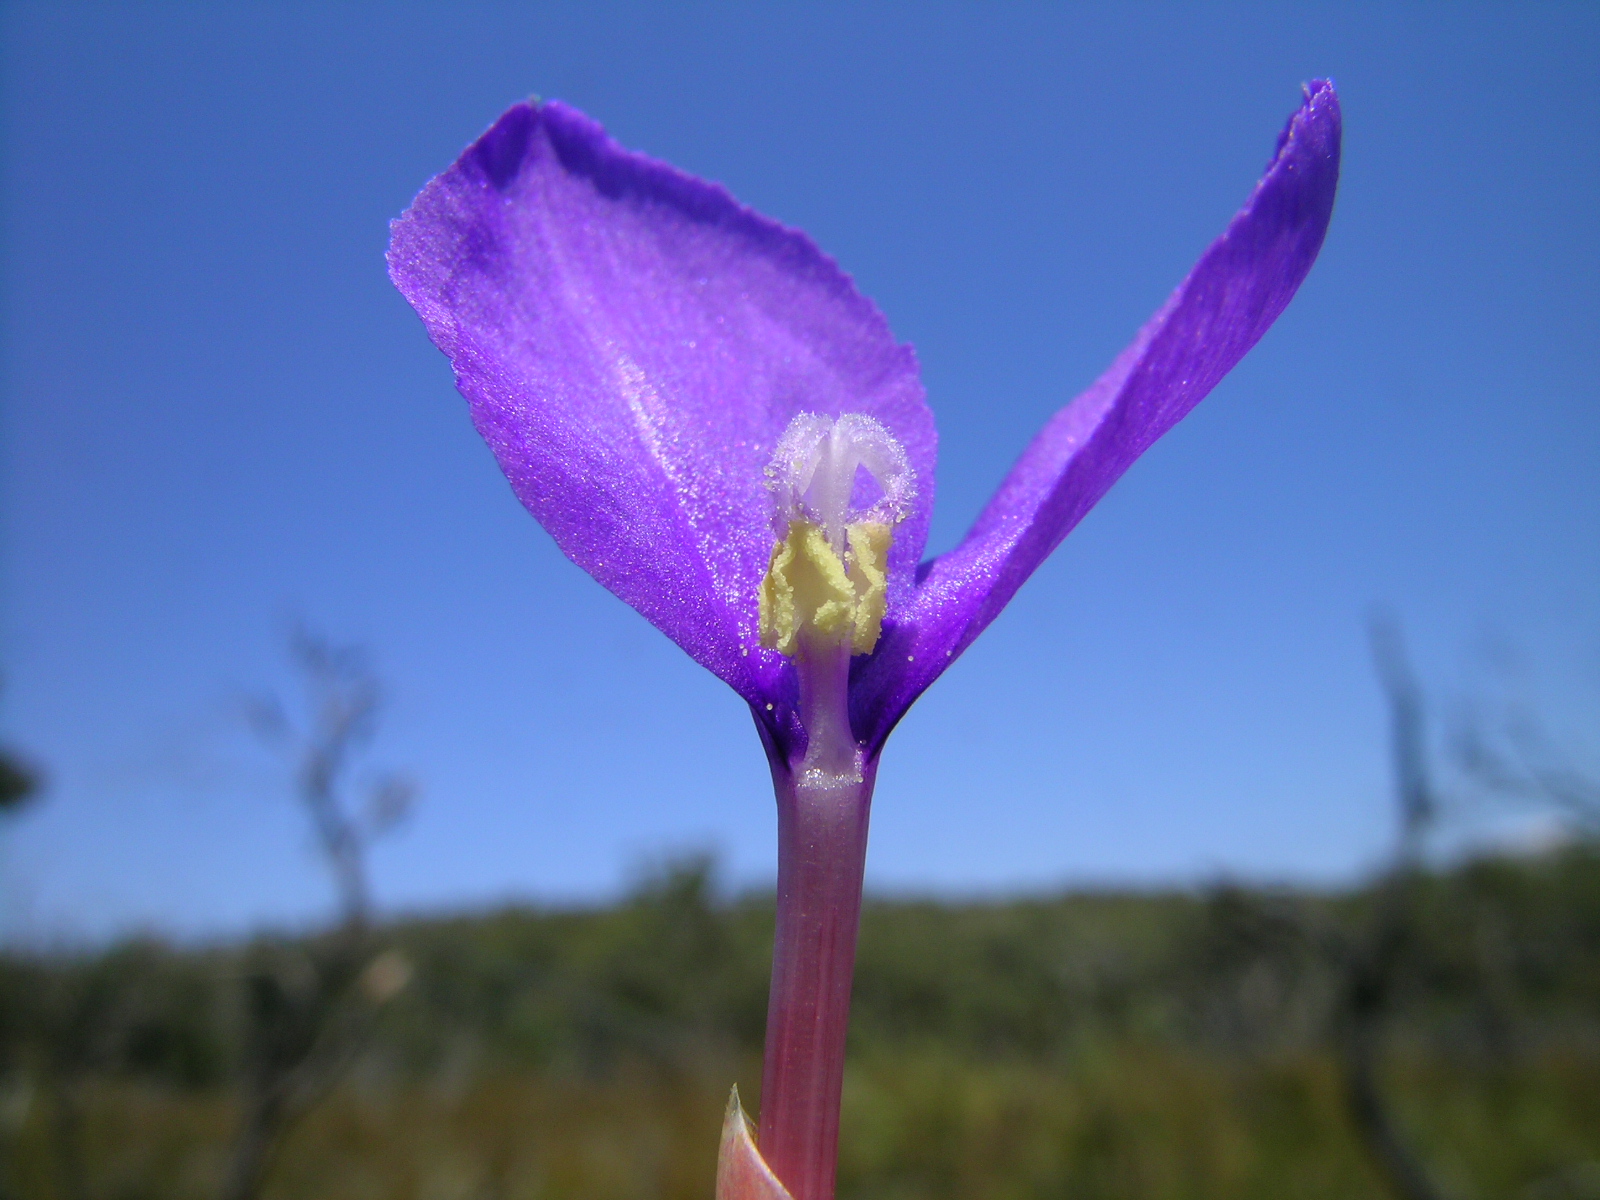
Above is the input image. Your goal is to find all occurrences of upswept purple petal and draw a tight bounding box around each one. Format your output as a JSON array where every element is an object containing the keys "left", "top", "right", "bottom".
[
  {"left": 388, "top": 101, "right": 935, "bottom": 708},
  {"left": 853, "top": 81, "right": 1342, "bottom": 751}
]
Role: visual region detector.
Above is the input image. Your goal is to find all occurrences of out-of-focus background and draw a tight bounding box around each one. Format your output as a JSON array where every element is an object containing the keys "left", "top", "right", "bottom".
[{"left": 2, "top": 3, "right": 1597, "bottom": 1199}]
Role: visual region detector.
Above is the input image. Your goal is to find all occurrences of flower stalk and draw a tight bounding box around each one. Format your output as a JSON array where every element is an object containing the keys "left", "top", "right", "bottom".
[{"left": 758, "top": 756, "right": 876, "bottom": 1200}]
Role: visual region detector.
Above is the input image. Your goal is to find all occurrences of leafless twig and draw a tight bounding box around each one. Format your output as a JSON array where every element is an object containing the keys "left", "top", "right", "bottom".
[
  {"left": 222, "top": 627, "right": 415, "bottom": 1200},
  {"left": 1330, "top": 612, "right": 1451, "bottom": 1200}
]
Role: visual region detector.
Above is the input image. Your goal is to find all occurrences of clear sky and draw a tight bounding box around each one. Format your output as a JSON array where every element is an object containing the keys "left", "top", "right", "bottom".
[{"left": 3, "top": 3, "right": 1597, "bottom": 941}]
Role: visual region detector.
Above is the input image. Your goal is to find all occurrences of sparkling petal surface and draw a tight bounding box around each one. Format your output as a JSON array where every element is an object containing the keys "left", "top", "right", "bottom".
[
  {"left": 853, "top": 81, "right": 1342, "bottom": 751},
  {"left": 388, "top": 101, "right": 935, "bottom": 709}
]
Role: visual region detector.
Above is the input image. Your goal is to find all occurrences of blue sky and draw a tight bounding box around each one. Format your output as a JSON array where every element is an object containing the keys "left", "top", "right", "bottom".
[{"left": 3, "top": 3, "right": 1596, "bottom": 941}]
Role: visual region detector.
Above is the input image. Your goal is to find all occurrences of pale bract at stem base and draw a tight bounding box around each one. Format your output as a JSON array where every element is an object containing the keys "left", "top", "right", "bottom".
[{"left": 718, "top": 1086, "right": 794, "bottom": 1200}]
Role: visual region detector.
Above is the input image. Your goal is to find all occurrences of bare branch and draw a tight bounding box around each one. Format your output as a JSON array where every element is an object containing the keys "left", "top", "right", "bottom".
[
  {"left": 225, "top": 625, "right": 416, "bottom": 1200},
  {"left": 1330, "top": 612, "right": 1451, "bottom": 1200},
  {"left": 1454, "top": 643, "right": 1600, "bottom": 834},
  {"left": 1368, "top": 610, "right": 1436, "bottom": 860}
]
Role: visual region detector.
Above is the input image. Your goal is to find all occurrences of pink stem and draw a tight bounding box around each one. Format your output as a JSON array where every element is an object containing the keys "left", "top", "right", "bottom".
[{"left": 757, "top": 758, "right": 876, "bottom": 1200}]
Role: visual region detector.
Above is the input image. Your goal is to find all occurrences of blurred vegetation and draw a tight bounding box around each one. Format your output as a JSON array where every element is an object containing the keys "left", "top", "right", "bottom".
[
  {"left": 0, "top": 750, "right": 40, "bottom": 815},
  {"left": 2, "top": 847, "right": 1597, "bottom": 1200}
]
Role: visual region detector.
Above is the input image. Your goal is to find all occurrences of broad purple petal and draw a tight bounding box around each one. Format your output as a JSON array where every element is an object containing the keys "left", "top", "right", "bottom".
[
  {"left": 389, "top": 102, "right": 935, "bottom": 708},
  {"left": 854, "top": 81, "right": 1342, "bottom": 751}
]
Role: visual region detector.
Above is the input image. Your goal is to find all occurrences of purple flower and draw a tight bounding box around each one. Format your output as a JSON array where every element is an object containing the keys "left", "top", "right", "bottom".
[{"left": 391, "top": 82, "right": 1339, "bottom": 1200}]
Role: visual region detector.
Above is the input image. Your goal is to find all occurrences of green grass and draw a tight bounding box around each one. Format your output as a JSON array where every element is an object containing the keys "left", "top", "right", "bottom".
[{"left": 5, "top": 1047, "right": 1598, "bottom": 1200}]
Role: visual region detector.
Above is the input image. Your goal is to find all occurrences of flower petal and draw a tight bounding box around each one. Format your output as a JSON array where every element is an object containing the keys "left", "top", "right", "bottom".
[
  {"left": 853, "top": 81, "right": 1342, "bottom": 751},
  {"left": 389, "top": 102, "right": 935, "bottom": 707}
]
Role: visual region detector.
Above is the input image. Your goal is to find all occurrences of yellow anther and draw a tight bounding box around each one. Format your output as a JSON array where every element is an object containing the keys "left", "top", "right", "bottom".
[
  {"left": 844, "top": 521, "right": 889, "bottom": 654},
  {"left": 759, "top": 519, "right": 891, "bottom": 658}
]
